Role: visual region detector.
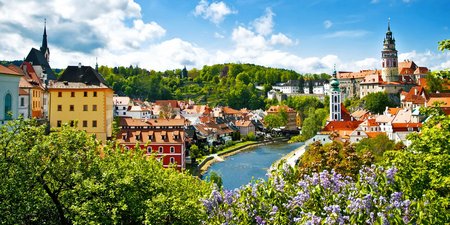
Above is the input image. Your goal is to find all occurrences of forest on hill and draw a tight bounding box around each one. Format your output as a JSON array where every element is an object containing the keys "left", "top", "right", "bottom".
[{"left": 98, "top": 63, "right": 331, "bottom": 109}]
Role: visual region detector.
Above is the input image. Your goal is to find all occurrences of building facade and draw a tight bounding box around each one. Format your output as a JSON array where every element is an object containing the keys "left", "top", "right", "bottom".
[
  {"left": 330, "top": 69, "right": 342, "bottom": 121},
  {"left": 117, "top": 118, "right": 186, "bottom": 170},
  {"left": 0, "top": 65, "right": 22, "bottom": 125},
  {"left": 48, "top": 64, "right": 113, "bottom": 142}
]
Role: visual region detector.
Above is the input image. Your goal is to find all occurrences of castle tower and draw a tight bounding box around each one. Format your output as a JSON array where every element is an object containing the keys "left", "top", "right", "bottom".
[
  {"left": 330, "top": 67, "right": 341, "bottom": 121},
  {"left": 381, "top": 19, "right": 398, "bottom": 82},
  {"left": 40, "top": 19, "right": 50, "bottom": 62}
]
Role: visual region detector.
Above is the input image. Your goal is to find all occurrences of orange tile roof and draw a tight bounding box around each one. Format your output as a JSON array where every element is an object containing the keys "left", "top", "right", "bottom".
[
  {"left": 0, "top": 64, "right": 22, "bottom": 76},
  {"left": 19, "top": 77, "right": 33, "bottom": 88},
  {"left": 402, "top": 86, "right": 426, "bottom": 104},
  {"left": 337, "top": 70, "right": 380, "bottom": 79},
  {"left": 414, "top": 67, "right": 429, "bottom": 74},
  {"left": 388, "top": 108, "right": 402, "bottom": 115},
  {"left": 119, "top": 117, "right": 185, "bottom": 127},
  {"left": 427, "top": 97, "right": 450, "bottom": 107},
  {"left": 19, "top": 88, "right": 28, "bottom": 95},
  {"left": 340, "top": 103, "right": 353, "bottom": 121},
  {"left": 366, "top": 132, "right": 385, "bottom": 138},
  {"left": 322, "top": 121, "right": 362, "bottom": 132},
  {"left": 267, "top": 105, "right": 296, "bottom": 113},
  {"left": 155, "top": 100, "right": 180, "bottom": 108},
  {"left": 7, "top": 64, "right": 25, "bottom": 76},
  {"left": 235, "top": 120, "right": 253, "bottom": 127},
  {"left": 223, "top": 106, "right": 241, "bottom": 115},
  {"left": 117, "top": 129, "right": 184, "bottom": 145}
]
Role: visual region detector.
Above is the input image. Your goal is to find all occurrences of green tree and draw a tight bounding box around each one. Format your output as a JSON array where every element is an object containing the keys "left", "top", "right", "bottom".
[
  {"left": 206, "top": 171, "right": 223, "bottom": 190},
  {"left": 438, "top": 39, "right": 450, "bottom": 51},
  {"left": 0, "top": 120, "right": 212, "bottom": 224},
  {"left": 363, "top": 92, "right": 394, "bottom": 114}
]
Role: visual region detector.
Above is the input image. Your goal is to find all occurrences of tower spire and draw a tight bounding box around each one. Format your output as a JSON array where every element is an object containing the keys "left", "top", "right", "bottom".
[
  {"left": 388, "top": 17, "right": 391, "bottom": 31},
  {"left": 40, "top": 18, "right": 50, "bottom": 62}
]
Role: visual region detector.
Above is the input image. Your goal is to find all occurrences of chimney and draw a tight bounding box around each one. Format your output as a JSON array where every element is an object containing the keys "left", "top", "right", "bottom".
[{"left": 414, "top": 88, "right": 417, "bottom": 95}]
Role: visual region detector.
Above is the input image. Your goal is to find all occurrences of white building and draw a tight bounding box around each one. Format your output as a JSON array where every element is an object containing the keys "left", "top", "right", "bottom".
[
  {"left": 0, "top": 65, "right": 22, "bottom": 125},
  {"left": 272, "top": 80, "right": 300, "bottom": 94},
  {"left": 113, "top": 96, "right": 131, "bottom": 117}
]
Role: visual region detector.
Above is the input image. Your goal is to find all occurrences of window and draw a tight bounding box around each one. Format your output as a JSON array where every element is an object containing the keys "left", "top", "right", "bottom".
[
  {"left": 70, "top": 105, "right": 74, "bottom": 111},
  {"left": 57, "top": 120, "right": 62, "bottom": 127},
  {"left": 4, "top": 93, "right": 12, "bottom": 120},
  {"left": 82, "top": 120, "right": 88, "bottom": 127},
  {"left": 93, "top": 92, "right": 97, "bottom": 97},
  {"left": 92, "top": 105, "right": 97, "bottom": 111},
  {"left": 158, "top": 146, "right": 163, "bottom": 153},
  {"left": 71, "top": 92, "right": 75, "bottom": 97},
  {"left": 69, "top": 120, "right": 75, "bottom": 127},
  {"left": 92, "top": 120, "right": 97, "bottom": 127},
  {"left": 57, "top": 105, "right": 62, "bottom": 111},
  {"left": 84, "top": 92, "right": 88, "bottom": 97},
  {"left": 123, "top": 112, "right": 126, "bottom": 115},
  {"left": 58, "top": 92, "right": 62, "bottom": 97},
  {"left": 123, "top": 107, "right": 126, "bottom": 110},
  {"left": 115, "top": 106, "right": 118, "bottom": 110},
  {"left": 20, "top": 97, "right": 25, "bottom": 107},
  {"left": 147, "top": 146, "right": 152, "bottom": 153},
  {"left": 83, "top": 105, "right": 88, "bottom": 111},
  {"left": 170, "top": 146, "right": 175, "bottom": 153},
  {"left": 170, "top": 157, "right": 175, "bottom": 164}
]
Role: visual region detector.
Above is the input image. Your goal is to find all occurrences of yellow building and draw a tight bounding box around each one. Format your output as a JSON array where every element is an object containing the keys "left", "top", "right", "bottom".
[{"left": 48, "top": 64, "right": 113, "bottom": 142}]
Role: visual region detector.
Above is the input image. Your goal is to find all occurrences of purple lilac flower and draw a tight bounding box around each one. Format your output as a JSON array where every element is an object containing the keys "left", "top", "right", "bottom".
[
  {"left": 390, "top": 192, "right": 403, "bottom": 209},
  {"left": 287, "top": 191, "right": 310, "bottom": 209},
  {"left": 297, "top": 180, "right": 308, "bottom": 190},
  {"left": 201, "top": 199, "right": 213, "bottom": 215},
  {"left": 402, "top": 215, "right": 410, "bottom": 224},
  {"left": 223, "top": 190, "right": 234, "bottom": 205},
  {"left": 269, "top": 205, "right": 279, "bottom": 216},
  {"left": 359, "top": 166, "right": 378, "bottom": 187},
  {"left": 319, "top": 170, "right": 331, "bottom": 189},
  {"left": 255, "top": 215, "right": 266, "bottom": 225},
  {"left": 347, "top": 198, "right": 364, "bottom": 214},
  {"left": 363, "top": 194, "right": 373, "bottom": 212},
  {"left": 212, "top": 189, "right": 223, "bottom": 204},
  {"left": 312, "top": 173, "right": 320, "bottom": 186},
  {"left": 274, "top": 176, "right": 285, "bottom": 192},
  {"left": 386, "top": 167, "right": 398, "bottom": 184}
]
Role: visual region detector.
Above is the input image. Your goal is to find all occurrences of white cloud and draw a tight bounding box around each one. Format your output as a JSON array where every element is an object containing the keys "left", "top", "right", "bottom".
[
  {"left": 323, "top": 30, "right": 369, "bottom": 38},
  {"left": 252, "top": 8, "right": 274, "bottom": 36},
  {"left": 269, "top": 33, "right": 294, "bottom": 46},
  {"left": 323, "top": 20, "right": 333, "bottom": 29},
  {"left": 399, "top": 50, "right": 450, "bottom": 71},
  {"left": 193, "top": 0, "right": 236, "bottom": 25}
]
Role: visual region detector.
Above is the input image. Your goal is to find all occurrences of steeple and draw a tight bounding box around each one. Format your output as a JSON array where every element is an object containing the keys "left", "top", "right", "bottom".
[
  {"left": 95, "top": 57, "right": 99, "bottom": 72},
  {"left": 40, "top": 19, "right": 50, "bottom": 62}
]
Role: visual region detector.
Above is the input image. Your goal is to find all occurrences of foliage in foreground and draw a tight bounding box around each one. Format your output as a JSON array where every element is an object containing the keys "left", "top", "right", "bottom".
[
  {"left": 202, "top": 106, "right": 450, "bottom": 224},
  {"left": 202, "top": 164, "right": 445, "bottom": 224},
  {"left": 0, "top": 120, "right": 212, "bottom": 224}
]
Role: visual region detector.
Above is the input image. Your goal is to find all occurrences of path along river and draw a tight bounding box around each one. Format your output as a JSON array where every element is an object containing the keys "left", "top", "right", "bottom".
[{"left": 202, "top": 142, "right": 304, "bottom": 190}]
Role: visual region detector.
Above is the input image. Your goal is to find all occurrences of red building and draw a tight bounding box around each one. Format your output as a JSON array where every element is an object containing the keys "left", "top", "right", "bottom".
[{"left": 117, "top": 117, "right": 186, "bottom": 170}]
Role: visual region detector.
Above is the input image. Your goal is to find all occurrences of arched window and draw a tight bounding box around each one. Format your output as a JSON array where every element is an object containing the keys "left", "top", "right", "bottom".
[
  {"left": 158, "top": 146, "right": 163, "bottom": 153},
  {"left": 4, "top": 93, "right": 12, "bottom": 120},
  {"left": 170, "top": 146, "right": 175, "bottom": 153},
  {"left": 147, "top": 146, "right": 152, "bottom": 153},
  {"left": 170, "top": 157, "right": 175, "bottom": 164},
  {"left": 334, "top": 96, "right": 337, "bottom": 102}
]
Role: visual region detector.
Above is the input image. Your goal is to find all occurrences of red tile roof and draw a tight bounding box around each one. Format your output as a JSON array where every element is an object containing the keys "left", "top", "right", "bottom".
[
  {"left": 388, "top": 108, "right": 402, "bottom": 115},
  {"left": 337, "top": 70, "right": 380, "bottom": 79},
  {"left": 117, "top": 129, "right": 184, "bottom": 145},
  {"left": 366, "top": 132, "right": 385, "bottom": 138},
  {"left": 0, "top": 64, "right": 22, "bottom": 76},
  {"left": 155, "top": 100, "right": 180, "bottom": 108},
  {"left": 392, "top": 123, "right": 422, "bottom": 132},
  {"left": 119, "top": 117, "right": 185, "bottom": 127},
  {"left": 267, "top": 105, "right": 296, "bottom": 113},
  {"left": 235, "top": 120, "right": 253, "bottom": 127},
  {"left": 427, "top": 97, "right": 450, "bottom": 107},
  {"left": 323, "top": 121, "right": 362, "bottom": 132}
]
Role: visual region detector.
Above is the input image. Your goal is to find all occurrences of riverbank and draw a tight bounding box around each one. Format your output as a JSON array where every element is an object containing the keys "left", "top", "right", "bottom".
[
  {"left": 270, "top": 140, "right": 309, "bottom": 170},
  {"left": 198, "top": 138, "right": 288, "bottom": 176}
]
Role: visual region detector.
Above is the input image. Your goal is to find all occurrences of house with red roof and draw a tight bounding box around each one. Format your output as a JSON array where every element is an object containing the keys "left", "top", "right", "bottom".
[
  {"left": 117, "top": 117, "right": 187, "bottom": 170},
  {"left": 235, "top": 120, "right": 256, "bottom": 136}
]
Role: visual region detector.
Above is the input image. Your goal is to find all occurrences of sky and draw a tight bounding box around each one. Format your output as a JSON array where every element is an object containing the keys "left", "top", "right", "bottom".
[{"left": 0, "top": 0, "right": 449, "bottom": 74}]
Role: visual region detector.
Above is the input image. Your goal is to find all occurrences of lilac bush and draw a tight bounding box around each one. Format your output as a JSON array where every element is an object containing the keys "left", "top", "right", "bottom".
[{"left": 202, "top": 165, "right": 440, "bottom": 224}]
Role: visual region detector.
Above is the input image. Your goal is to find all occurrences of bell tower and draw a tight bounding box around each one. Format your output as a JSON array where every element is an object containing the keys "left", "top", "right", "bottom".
[
  {"left": 330, "top": 66, "right": 341, "bottom": 121},
  {"left": 381, "top": 19, "right": 398, "bottom": 82}
]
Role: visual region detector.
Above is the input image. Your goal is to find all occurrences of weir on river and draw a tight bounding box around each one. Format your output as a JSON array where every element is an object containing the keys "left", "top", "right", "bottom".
[{"left": 202, "top": 142, "right": 303, "bottom": 190}]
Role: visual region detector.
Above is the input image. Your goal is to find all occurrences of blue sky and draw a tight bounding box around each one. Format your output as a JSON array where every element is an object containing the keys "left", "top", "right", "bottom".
[{"left": 0, "top": 0, "right": 449, "bottom": 73}]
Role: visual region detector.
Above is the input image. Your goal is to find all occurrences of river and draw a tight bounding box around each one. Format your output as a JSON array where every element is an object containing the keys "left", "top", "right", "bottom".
[{"left": 202, "top": 142, "right": 303, "bottom": 190}]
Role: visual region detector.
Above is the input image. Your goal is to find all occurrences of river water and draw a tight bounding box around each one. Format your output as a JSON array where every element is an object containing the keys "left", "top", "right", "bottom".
[{"left": 202, "top": 142, "right": 303, "bottom": 190}]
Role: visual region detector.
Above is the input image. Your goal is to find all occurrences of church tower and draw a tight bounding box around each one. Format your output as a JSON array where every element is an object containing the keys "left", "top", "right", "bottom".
[
  {"left": 40, "top": 19, "right": 50, "bottom": 62},
  {"left": 330, "top": 67, "right": 341, "bottom": 121},
  {"left": 381, "top": 19, "right": 398, "bottom": 82}
]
